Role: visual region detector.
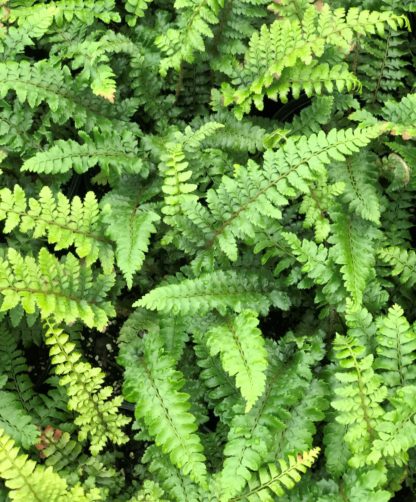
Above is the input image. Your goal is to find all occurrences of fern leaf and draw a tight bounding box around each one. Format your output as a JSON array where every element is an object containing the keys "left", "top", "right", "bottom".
[
  {"left": 0, "top": 185, "right": 114, "bottom": 272},
  {"left": 0, "top": 387, "right": 38, "bottom": 450},
  {"left": 206, "top": 310, "right": 267, "bottom": 412},
  {"left": 22, "top": 130, "right": 142, "bottom": 178},
  {"left": 0, "top": 427, "right": 102, "bottom": 501},
  {"left": 193, "top": 330, "right": 240, "bottom": 423},
  {"left": 382, "top": 93, "right": 416, "bottom": 139},
  {"left": 375, "top": 305, "right": 416, "bottom": 388},
  {"left": 218, "top": 350, "right": 316, "bottom": 499},
  {"left": 329, "top": 152, "right": 381, "bottom": 223},
  {"left": 120, "top": 331, "right": 207, "bottom": 486},
  {"left": 135, "top": 269, "right": 290, "bottom": 316},
  {"left": 232, "top": 448, "right": 320, "bottom": 501},
  {"left": 160, "top": 123, "right": 223, "bottom": 221},
  {"left": 329, "top": 211, "right": 380, "bottom": 305},
  {"left": 9, "top": 0, "right": 121, "bottom": 27},
  {"left": 0, "top": 248, "right": 115, "bottom": 330},
  {"left": 378, "top": 247, "right": 416, "bottom": 288},
  {"left": 44, "top": 321, "right": 130, "bottom": 455},
  {"left": 103, "top": 193, "right": 160, "bottom": 288},
  {"left": 332, "top": 334, "right": 387, "bottom": 467},
  {"left": 368, "top": 385, "right": 416, "bottom": 466},
  {"left": 156, "top": 0, "right": 225, "bottom": 74},
  {"left": 203, "top": 126, "right": 382, "bottom": 261},
  {"left": 142, "top": 445, "right": 202, "bottom": 501},
  {"left": 124, "top": 0, "right": 153, "bottom": 25},
  {"left": 221, "top": 4, "right": 406, "bottom": 116},
  {"left": 0, "top": 60, "right": 135, "bottom": 131}
]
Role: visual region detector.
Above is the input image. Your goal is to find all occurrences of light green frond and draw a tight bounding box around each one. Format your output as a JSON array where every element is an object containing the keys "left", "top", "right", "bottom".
[
  {"left": 135, "top": 269, "right": 290, "bottom": 316},
  {"left": 329, "top": 211, "right": 380, "bottom": 305},
  {"left": 44, "top": 321, "right": 130, "bottom": 455},
  {"left": 375, "top": 304, "right": 416, "bottom": 388},
  {"left": 232, "top": 448, "right": 320, "bottom": 501},
  {"left": 206, "top": 310, "right": 268, "bottom": 412},
  {"left": 332, "top": 334, "right": 387, "bottom": 467},
  {"left": 378, "top": 247, "right": 416, "bottom": 288},
  {"left": 0, "top": 185, "right": 114, "bottom": 272},
  {"left": 0, "top": 428, "right": 96, "bottom": 501},
  {"left": 0, "top": 248, "right": 115, "bottom": 330},
  {"left": 22, "top": 130, "right": 142, "bottom": 179}
]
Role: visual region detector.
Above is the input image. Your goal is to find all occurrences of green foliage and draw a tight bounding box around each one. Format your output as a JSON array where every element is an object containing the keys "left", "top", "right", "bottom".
[
  {"left": 44, "top": 321, "right": 130, "bottom": 455},
  {"left": 332, "top": 334, "right": 387, "bottom": 467},
  {"left": 206, "top": 310, "right": 268, "bottom": 412},
  {"left": 103, "top": 191, "right": 160, "bottom": 288},
  {"left": 375, "top": 305, "right": 416, "bottom": 388},
  {"left": 234, "top": 447, "right": 320, "bottom": 500},
  {"left": 0, "top": 428, "right": 99, "bottom": 501},
  {"left": 136, "top": 269, "right": 290, "bottom": 315},
  {"left": 0, "top": 247, "right": 114, "bottom": 329},
  {"left": 156, "top": 0, "right": 225, "bottom": 74},
  {"left": 120, "top": 329, "right": 207, "bottom": 486},
  {"left": 0, "top": 376, "right": 38, "bottom": 449},
  {"left": 22, "top": 130, "right": 142, "bottom": 179},
  {"left": 329, "top": 210, "right": 379, "bottom": 305},
  {"left": 221, "top": 4, "right": 407, "bottom": 116},
  {"left": 1, "top": 0, "right": 416, "bottom": 500},
  {"left": 0, "top": 185, "right": 114, "bottom": 272}
]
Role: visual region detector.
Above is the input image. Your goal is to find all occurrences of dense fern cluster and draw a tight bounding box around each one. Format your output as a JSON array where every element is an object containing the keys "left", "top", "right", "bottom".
[{"left": 0, "top": 0, "right": 416, "bottom": 500}]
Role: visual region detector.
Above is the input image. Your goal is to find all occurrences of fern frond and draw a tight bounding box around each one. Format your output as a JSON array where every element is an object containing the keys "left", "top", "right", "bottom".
[
  {"left": 273, "top": 379, "right": 328, "bottom": 459},
  {"left": 103, "top": 193, "right": 160, "bottom": 288},
  {"left": 382, "top": 94, "right": 416, "bottom": 139},
  {"left": 218, "top": 350, "right": 316, "bottom": 499},
  {"left": 0, "top": 248, "right": 115, "bottom": 330},
  {"left": 56, "top": 30, "right": 140, "bottom": 102},
  {"left": 22, "top": 130, "right": 142, "bottom": 179},
  {"left": 203, "top": 126, "right": 382, "bottom": 261},
  {"left": 332, "top": 334, "right": 387, "bottom": 467},
  {"left": 375, "top": 304, "right": 416, "bottom": 388},
  {"left": 206, "top": 310, "right": 268, "bottom": 412},
  {"left": 130, "top": 480, "right": 167, "bottom": 501},
  {"left": 160, "top": 123, "right": 223, "bottom": 221},
  {"left": 0, "top": 330, "right": 38, "bottom": 417},
  {"left": 329, "top": 152, "right": 381, "bottom": 223},
  {"left": 368, "top": 385, "right": 416, "bottom": 466},
  {"left": 231, "top": 448, "right": 320, "bottom": 501},
  {"left": 9, "top": 0, "right": 120, "bottom": 28},
  {"left": 0, "top": 428, "right": 95, "bottom": 501},
  {"left": 193, "top": 329, "right": 240, "bottom": 423},
  {"left": 0, "top": 185, "right": 114, "bottom": 272},
  {"left": 0, "top": 382, "right": 38, "bottom": 449},
  {"left": 378, "top": 246, "right": 416, "bottom": 288},
  {"left": 208, "top": 0, "right": 269, "bottom": 74},
  {"left": 124, "top": 0, "right": 153, "bottom": 26},
  {"left": 44, "top": 321, "right": 130, "bottom": 455},
  {"left": 155, "top": 0, "right": 225, "bottom": 74},
  {"left": 329, "top": 211, "right": 380, "bottom": 305},
  {"left": 221, "top": 4, "right": 407, "bottom": 116},
  {"left": 288, "top": 96, "right": 334, "bottom": 136},
  {"left": 142, "top": 445, "right": 202, "bottom": 501},
  {"left": 120, "top": 331, "right": 207, "bottom": 486},
  {"left": 0, "top": 60, "right": 135, "bottom": 131},
  {"left": 135, "top": 269, "right": 290, "bottom": 316},
  {"left": 39, "top": 427, "right": 121, "bottom": 494}
]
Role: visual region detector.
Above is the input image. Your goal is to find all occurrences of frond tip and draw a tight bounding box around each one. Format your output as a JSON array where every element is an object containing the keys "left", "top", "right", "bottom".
[
  {"left": 44, "top": 321, "right": 130, "bottom": 455},
  {"left": 0, "top": 428, "right": 96, "bottom": 501},
  {"left": 207, "top": 310, "right": 268, "bottom": 412},
  {"left": 233, "top": 447, "right": 320, "bottom": 501}
]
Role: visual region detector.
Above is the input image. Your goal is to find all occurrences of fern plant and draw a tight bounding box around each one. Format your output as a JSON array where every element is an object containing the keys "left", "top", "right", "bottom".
[{"left": 1, "top": 0, "right": 416, "bottom": 500}]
